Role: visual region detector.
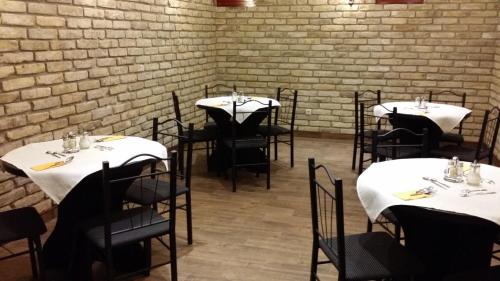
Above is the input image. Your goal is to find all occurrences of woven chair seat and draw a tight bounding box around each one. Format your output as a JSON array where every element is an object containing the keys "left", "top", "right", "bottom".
[
  {"left": 440, "top": 132, "right": 464, "bottom": 144},
  {"left": 126, "top": 178, "right": 189, "bottom": 205},
  {"left": 257, "top": 125, "right": 290, "bottom": 136},
  {"left": 85, "top": 207, "right": 170, "bottom": 249},
  {"left": 223, "top": 137, "right": 267, "bottom": 149},
  {"left": 322, "top": 232, "right": 425, "bottom": 280},
  {"left": 430, "top": 145, "right": 489, "bottom": 162},
  {"left": 0, "top": 207, "right": 46, "bottom": 244}
]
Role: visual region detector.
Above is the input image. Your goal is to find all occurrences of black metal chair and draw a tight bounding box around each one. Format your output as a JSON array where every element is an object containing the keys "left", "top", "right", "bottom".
[
  {"left": 125, "top": 118, "right": 193, "bottom": 245},
  {"left": 204, "top": 84, "right": 237, "bottom": 131},
  {"left": 258, "top": 87, "right": 298, "bottom": 167},
  {"left": 222, "top": 100, "right": 272, "bottom": 192},
  {"left": 172, "top": 91, "right": 217, "bottom": 174},
  {"left": 367, "top": 128, "right": 429, "bottom": 241},
  {"left": 80, "top": 152, "right": 178, "bottom": 281},
  {"left": 0, "top": 207, "right": 47, "bottom": 281},
  {"left": 308, "top": 158, "right": 425, "bottom": 281},
  {"left": 352, "top": 90, "right": 381, "bottom": 172},
  {"left": 428, "top": 90, "right": 467, "bottom": 145},
  {"left": 429, "top": 106, "right": 499, "bottom": 164},
  {"left": 356, "top": 102, "right": 395, "bottom": 175}
]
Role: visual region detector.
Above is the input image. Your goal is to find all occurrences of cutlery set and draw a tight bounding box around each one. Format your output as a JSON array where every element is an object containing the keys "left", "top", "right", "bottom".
[{"left": 422, "top": 176, "right": 496, "bottom": 197}]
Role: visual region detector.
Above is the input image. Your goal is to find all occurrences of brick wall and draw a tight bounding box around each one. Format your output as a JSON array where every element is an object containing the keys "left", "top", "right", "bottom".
[
  {"left": 0, "top": 0, "right": 216, "bottom": 212},
  {"left": 215, "top": 0, "right": 499, "bottom": 139},
  {"left": 492, "top": 25, "right": 500, "bottom": 159}
]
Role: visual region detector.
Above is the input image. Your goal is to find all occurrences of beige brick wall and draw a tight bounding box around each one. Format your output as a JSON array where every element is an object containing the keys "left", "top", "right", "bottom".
[
  {"left": 0, "top": 0, "right": 216, "bottom": 212},
  {"left": 492, "top": 24, "right": 500, "bottom": 159},
  {"left": 215, "top": 0, "right": 499, "bottom": 139}
]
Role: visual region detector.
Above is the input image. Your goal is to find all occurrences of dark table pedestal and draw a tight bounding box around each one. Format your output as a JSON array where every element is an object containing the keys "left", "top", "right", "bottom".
[
  {"left": 392, "top": 113, "right": 444, "bottom": 149},
  {"left": 391, "top": 206, "right": 497, "bottom": 281}
]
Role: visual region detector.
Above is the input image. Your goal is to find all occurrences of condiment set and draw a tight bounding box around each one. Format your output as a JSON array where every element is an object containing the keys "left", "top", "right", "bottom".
[
  {"left": 414, "top": 96, "right": 427, "bottom": 109},
  {"left": 62, "top": 131, "right": 91, "bottom": 153},
  {"left": 444, "top": 156, "right": 482, "bottom": 186}
]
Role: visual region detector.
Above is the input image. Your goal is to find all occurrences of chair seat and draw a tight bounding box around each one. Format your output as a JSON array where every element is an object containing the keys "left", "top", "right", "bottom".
[
  {"left": 257, "top": 125, "right": 290, "bottom": 136},
  {"left": 429, "top": 145, "right": 489, "bottom": 162},
  {"left": 0, "top": 207, "right": 47, "bottom": 244},
  {"left": 85, "top": 207, "right": 170, "bottom": 249},
  {"left": 184, "top": 128, "right": 217, "bottom": 143},
  {"left": 125, "top": 178, "right": 189, "bottom": 205},
  {"left": 381, "top": 209, "right": 398, "bottom": 224},
  {"left": 376, "top": 146, "right": 423, "bottom": 159},
  {"left": 443, "top": 265, "right": 500, "bottom": 281},
  {"left": 203, "top": 121, "right": 217, "bottom": 131},
  {"left": 440, "top": 132, "right": 464, "bottom": 144},
  {"left": 322, "top": 232, "right": 425, "bottom": 281},
  {"left": 222, "top": 137, "right": 267, "bottom": 149}
]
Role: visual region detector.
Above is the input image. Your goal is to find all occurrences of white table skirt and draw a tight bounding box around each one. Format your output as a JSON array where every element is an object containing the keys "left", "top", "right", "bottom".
[
  {"left": 374, "top": 102, "right": 471, "bottom": 133},
  {"left": 195, "top": 96, "right": 280, "bottom": 123},
  {"left": 1, "top": 136, "right": 168, "bottom": 204},
  {"left": 357, "top": 158, "right": 500, "bottom": 225}
]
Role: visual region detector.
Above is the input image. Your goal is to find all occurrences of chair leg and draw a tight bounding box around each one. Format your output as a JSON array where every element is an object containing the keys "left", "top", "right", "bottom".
[
  {"left": 395, "top": 224, "right": 402, "bottom": 241},
  {"left": 274, "top": 135, "right": 278, "bottom": 160},
  {"left": 310, "top": 242, "right": 319, "bottom": 281},
  {"left": 186, "top": 191, "right": 193, "bottom": 245},
  {"left": 352, "top": 133, "right": 358, "bottom": 170},
  {"left": 266, "top": 148, "right": 271, "bottom": 190},
  {"left": 290, "top": 133, "right": 294, "bottom": 168},
  {"left": 34, "top": 237, "right": 45, "bottom": 281},
  {"left": 28, "top": 238, "right": 38, "bottom": 279},
  {"left": 205, "top": 141, "right": 210, "bottom": 171},
  {"left": 366, "top": 218, "right": 373, "bottom": 232},
  {"left": 232, "top": 148, "right": 237, "bottom": 192},
  {"left": 358, "top": 145, "right": 364, "bottom": 175},
  {"left": 178, "top": 141, "right": 185, "bottom": 177},
  {"left": 143, "top": 238, "right": 151, "bottom": 277},
  {"left": 169, "top": 229, "right": 178, "bottom": 281}
]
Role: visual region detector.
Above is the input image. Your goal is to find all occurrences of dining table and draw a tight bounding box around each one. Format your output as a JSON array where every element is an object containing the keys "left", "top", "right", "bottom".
[
  {"left": 196, "top": 96, "right": 280, "bottom": 172},
  {"left": 0, "top": 135, "right": 168, "bottom": 279},
  {"left": 374, "top": 101, "right": 472, "bottom": 148},
  {"left": 357, "top": 158, "right": 500, "bottom": 281}
]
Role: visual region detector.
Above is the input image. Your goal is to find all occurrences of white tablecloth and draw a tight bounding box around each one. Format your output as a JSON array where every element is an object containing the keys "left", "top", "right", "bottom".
[
  {"left": 195, "top": 96, "right": 280, "bottom": 123},
  {"left": 357, "top": 158, "right": 500, "bottom": 225},
  {"left": 1, "top": 136, "right": 168, "bottom": 204},
  {"left": 374, "top": 102, "right": 471, "bottom": 133}
]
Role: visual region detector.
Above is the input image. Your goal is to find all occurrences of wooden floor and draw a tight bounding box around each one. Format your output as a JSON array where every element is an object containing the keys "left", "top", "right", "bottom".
[{"left": 0, "top": 137, "right": 497, "bottom": 280}]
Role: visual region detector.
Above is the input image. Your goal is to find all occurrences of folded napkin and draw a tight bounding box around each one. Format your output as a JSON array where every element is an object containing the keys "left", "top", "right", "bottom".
[
  {"left": 31, "top": 161, "right": 66, "bottom": 171},
  {"left": 95, "top": 136, "right": 126, "bottom": 142},
  {"left": 394, "top": 189, "right": 432, "bottom": 201}
]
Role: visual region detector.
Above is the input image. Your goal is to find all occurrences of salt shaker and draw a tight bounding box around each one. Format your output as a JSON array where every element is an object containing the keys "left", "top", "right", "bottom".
[
  {"left": 237, "top": 91, "right": 244, "bottom": 103},
  {"left": 467, "top": 161, "right": 481, "bottom": 186},
  {"left": 79, "top": 131, "right": 91, "bottom": 149},
  {"left": 446, "top": 159, "right": 457, "bottom": 178},
  {"left": 231, "top": 91, "right": 238, "bottom": 102},
  {"left": 68, "top": 132, "right": 77, "bottom": 151},
  {"left": 415, "top": 96, "right": 421, "bottom": 107},
  {"left": 62, "top": 134, "right": 70, "bottom": 153}
]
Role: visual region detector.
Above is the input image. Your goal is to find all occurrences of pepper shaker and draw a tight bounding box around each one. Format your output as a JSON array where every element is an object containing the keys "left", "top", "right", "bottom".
[{"left": 79, "top": 131, "right": 91, "bottom": 149}]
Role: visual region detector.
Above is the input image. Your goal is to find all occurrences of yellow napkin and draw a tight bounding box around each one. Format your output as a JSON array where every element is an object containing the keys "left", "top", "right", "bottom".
[
  {"left": 31, "top": 161, "right": 66, "bottom": 171},
  {"left": 394, "top": 190, "right": 432, "bottom": 201},
  {"left": 462, "top": 162, "right": 471, "bottom": 173},
  {"left": 96, "top": 136, "right": 126, "bottom": 142}
]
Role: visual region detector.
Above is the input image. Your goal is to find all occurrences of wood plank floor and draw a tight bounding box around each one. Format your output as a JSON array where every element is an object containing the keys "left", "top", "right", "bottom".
[{"left": 0, "top": 137, "right": 497, "bottom": 280}]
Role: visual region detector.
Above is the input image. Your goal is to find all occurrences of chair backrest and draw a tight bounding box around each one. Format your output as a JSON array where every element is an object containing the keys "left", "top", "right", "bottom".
[
  {"left": 308, "top": 158, "right": 346, "bottom": 280},
  {"left": 101, "top": 152, "right": 177, "bottom": 264},
  {"left": 152, "top": 117, "right": 193, "bottom": 185},
  {"left": 205, "top": 84, "right": 237, "bottom": 99},
  {"left": 354, "top": 90, "right": 381, "bottom": 135},
  {"left": 230, "top": 99, "right": 272, "bottom": 143},
  {"left": 428, "top": 90, "right": 467, "bottom": 134},
  {"left": 359, "top": 103, "right": 396, "bottom": 144},
  {"left": 274, "top": 87, "right": 298, "bottom": 131},
  {"left": 475, "top": 106, "right": 500, "bottom": 164},
  {"left": 371, "top": 128, "right": 429, "bottom": 162}
]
